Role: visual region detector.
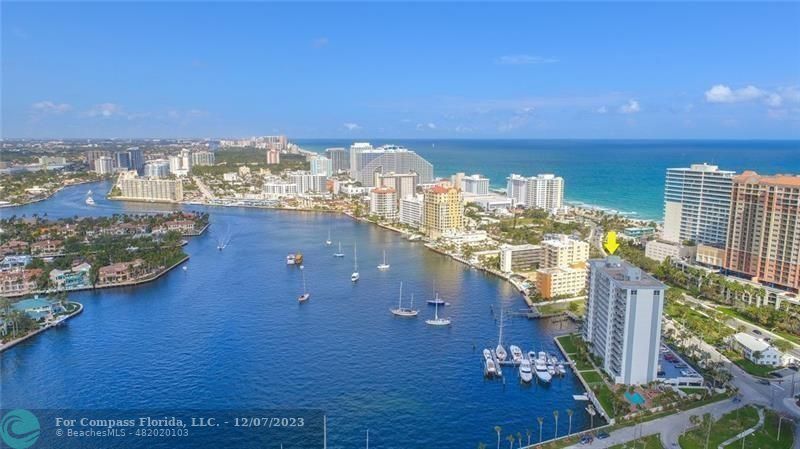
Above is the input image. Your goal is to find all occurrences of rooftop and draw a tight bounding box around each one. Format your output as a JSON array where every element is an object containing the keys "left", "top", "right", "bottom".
[
  {"left": 590, "top": 256, "right": 665, "bottom": 289},
  {"left": 733, "top": 332, "right": 773, "bottom": 352}
]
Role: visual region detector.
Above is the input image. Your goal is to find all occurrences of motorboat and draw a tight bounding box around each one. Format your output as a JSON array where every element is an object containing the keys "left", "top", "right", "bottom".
[
  {"left": 557, "top": 364, "right": 566, "bottom": 375},
  {"left": 486, "top": 358, "right": 497, "bottom": 376},
  {"left": 510, "top": 345, "right": 523, "bottom": 364},
  {"left": 351, "top": 243, "right": 359, "bottom": 282},
  {"left": 427, "top": 292, "right": 446, "bottom": 306},
  {"left": 483, "top": 349, "right": 492, "bottom": 361},
  {"left": 535, "top": 357, "right": 552, "bottom": 383},
  {"left": 519, "top": 358, "right": 533, "bottom": 383},
  {"left": 286, "top": 254, "right": 296, "bottom": 265},
  {"left": 495, "top": 344, "right": 507, "bottom": 362}
]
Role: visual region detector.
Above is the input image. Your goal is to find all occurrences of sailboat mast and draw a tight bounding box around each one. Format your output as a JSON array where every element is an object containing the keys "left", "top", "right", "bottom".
[
  {"left": 354, "top": 243, "right": 358, "bottom": 271},
  {"left": 398, "top": 282, "right": 403, "bottom": 309}
]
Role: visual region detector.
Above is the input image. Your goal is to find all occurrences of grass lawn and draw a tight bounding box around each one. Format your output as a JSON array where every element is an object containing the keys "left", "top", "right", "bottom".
[
  {"left": 594, "top": 383, "right": 617, "bottom": 418},
  {"left": 581, "top": 371, "right": 605, "bottom": 384},
  {"left": 609, "top": 434, "right": 665, "bottom": 449},
  {"left": 678, "top": 406, "right": 759, "bottom": 449},
  {"left": 745, "top": 410, "right": 794, "bottom": 449},
  {"left": 556, "top": 334, "right": 580, "bottom": 354},
  {"left": 678, "top": 387, "right": 705, "bottom": 396}
]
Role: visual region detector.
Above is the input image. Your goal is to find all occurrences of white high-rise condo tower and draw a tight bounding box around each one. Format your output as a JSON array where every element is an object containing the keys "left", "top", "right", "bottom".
[{"left": 583, "top": 256, "right": 666, "bottom": 385}]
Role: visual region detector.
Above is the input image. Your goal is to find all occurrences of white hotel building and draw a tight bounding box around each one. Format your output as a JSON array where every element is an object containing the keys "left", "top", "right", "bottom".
[
  {"left": 584, "top": 256, "right": 666, "bottom": 385},
  {"left": 662, "top": 163, "right": 735, "bottom": 245},
  {"left": 506, "top": 173, "right": 564, "bottom": 212}
]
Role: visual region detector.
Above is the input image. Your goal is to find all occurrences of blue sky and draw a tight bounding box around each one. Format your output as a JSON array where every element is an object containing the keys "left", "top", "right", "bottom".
[{"left": 2, "top": 2, "right": 799, "bottom": 139}]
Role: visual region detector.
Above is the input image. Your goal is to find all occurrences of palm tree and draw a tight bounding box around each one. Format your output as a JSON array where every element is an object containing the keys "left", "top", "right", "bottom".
[
  {"left": 526, "top": 429, "right": 532, "bottom": 446},
  {"left": 553, "top": 410, "right": 559, "bottom": 439},
  {"left": 537, "top": 417, "right": 544, "bottom": 442},
  {"left": 566, "top": 408, "right": 574, "bottom": 436},
  {"left": 516, "top": 432, "right": 522, "bottom": 448},
  {"left": 478, "top": 443, "right": 487, "bottom": 449},
  {"left": 506, "top": 434, "right": 514, "bottom": 449},
  {"left": 495, "top": 426, "right": 502, "bottom": 449}
]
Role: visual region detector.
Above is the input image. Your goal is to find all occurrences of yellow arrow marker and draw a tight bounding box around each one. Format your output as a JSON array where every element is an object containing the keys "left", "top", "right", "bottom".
[{"left": 604, "top": 231, "right": 620, "bottom": 254}]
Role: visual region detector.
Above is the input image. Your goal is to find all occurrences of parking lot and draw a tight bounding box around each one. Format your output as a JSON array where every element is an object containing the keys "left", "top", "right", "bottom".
[{"left": 657, "top": 344, "right": 704, "bottom": 385}]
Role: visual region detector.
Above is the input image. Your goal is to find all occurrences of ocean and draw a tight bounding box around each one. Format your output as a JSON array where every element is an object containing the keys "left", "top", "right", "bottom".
[{"left": 295, "top": 139, "right": 800, "bottom": 221}]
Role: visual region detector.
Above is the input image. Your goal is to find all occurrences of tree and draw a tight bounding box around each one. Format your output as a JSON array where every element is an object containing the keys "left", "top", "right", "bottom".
[
  {"left": 537, "top": 417, "right": 544, "bottom": 442},
  {"left": 566, "top": 408, "right": 574, "bottom": 436},
  {"left": 526, "top": 429, "right": 532, "bottom": 446},
  {"left": 495, "top": 426, "right": 502, "bottom": 449},
  {"left": 553, "top": 410, "right": 559, "bottom": 439},
  {"left": 506, "top": 434, "right": 514, "bottom": 449}
]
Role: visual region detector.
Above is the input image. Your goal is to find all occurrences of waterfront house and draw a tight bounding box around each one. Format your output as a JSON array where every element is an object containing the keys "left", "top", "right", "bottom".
[
  {"left": 30, "top": 239, "right": 64, "bottom": 257},
  {"left": 159, "top": 220, "right": 196, "bottom": 234},
  {"left": 0, "top": 255, "right": 33, "bottom": 271},
  {"left": 49, "top": 262, "right": 92, "bottom": 290},
  {"left": 0, "top": 269, "right": 43, "bottom": 296},
  {"left": 98, "top": 259, "right": 144, "bottom": 284},
  {"left": 11, "top": 296, "right": 64, "bottom": 321},
  {"left": 0, "top": 240, "right": 29, "bottom": 256}
]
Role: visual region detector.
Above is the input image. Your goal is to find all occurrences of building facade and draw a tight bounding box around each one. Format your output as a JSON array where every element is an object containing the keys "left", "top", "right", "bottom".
[
  {"left": 663, "top": 163, "right": 735, "bottom": 245},
  {"left": 461, "top": 174, "right": 490, "bottom": 195},
  {"left": 422, "top": 186, "right": 464, "bottom": 239},
  {"left": 499, "top": 244, "right": 543, "bottom": 273},
  {"left": 118, "top": 177, "right": 184, "bottom": 202},
  {"left": 191, "top": 150, "right": 215, "bottom": 167},
  {"left": 266, "top": 149, "right": 281, "bottom": 165},
  {"left": 355, "top": 145, "right": 434, "bottom": 187},
  {"left": 536, "top": 262, "right": 587, "bottom": 299},
  {"left": 541, "top": 235, "right": 589, "bottom": 268},
  {"left": 369, "top": 187, "right": 398, "bottom": 220},
  {"left": 725, "top": 172, "right": 800, "bottom": 292},
  {"left": 399, "top": 195, "right": 424, "bottom": 228},
  {"left": 144, "top": 160, "right": 170, "bottom": 178},
  {"left": 584, "top": 256, "right": 666, "bottom": 385},
  {"left": 324, "top": 147, "right": 349, "bottom": 173},
  {"left": 506, "top": 173, "right": 564, "bottom": 211},
  {"left": 375, "top": 172, "right": 418, "bottom": 203},
  {"left": 310, "top": 155, "right": 333, "bottom": 177},
  {"left": 127, "top": 147, "right": 145, "bottom": 174},
  {"left": 94, "top": 156, "right": 114, "bottom": 175}
]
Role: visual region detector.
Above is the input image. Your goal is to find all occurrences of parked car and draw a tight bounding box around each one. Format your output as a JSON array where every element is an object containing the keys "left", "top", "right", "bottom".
[
  {"left": 597, "top": 432, "right": 610, "bottom": 440},
  {"left": 758, "top": 379, "right": 771, "bottom": 385},
  {"left": 580, "top": 435, "right": 594, "bottom": 445},
  {"left": 753, "top": 329, "right": 763, "bottom": 335}
]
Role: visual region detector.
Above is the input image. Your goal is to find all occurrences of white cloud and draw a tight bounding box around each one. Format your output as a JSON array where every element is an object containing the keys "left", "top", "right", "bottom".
[
  {"left": 416, "top": 122, "right": 437, "bottom": 130},
  {"left": 312, "top": 37, "right": 329, "bottom": 48},
  {"left": 343, "top": 122, "right": 360, "bottom": 131},
  {"left": 619, "top": 99, "right": 640, "bottom": 114},
  {"left": 86, "top": 103, "right": 124, "bottom": 118},
  {"left": 495, "top": 55, "right": 558, "bottom": 65},
  {"left": 596, "top": 106, "right": 608, "bottom": 114},
  {"left": 31, "top": 101, "right": 71, "bottom": 114},
  {"left": 704, "top": 84, "right": 767, "bottom": 103}
]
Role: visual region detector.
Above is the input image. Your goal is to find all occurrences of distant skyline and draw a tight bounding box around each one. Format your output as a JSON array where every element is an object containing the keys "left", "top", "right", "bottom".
[{"left": 2, "top": 2, "right": 799, "bottom": 139}]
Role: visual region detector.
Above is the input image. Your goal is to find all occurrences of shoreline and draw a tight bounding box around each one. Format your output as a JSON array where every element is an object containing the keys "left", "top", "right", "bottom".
[
  {"left": 0, "top": 301, "right": 84, "bottom": 353},
  {"left": 0, "top": 178, "right": 103, "bottom": 209}
]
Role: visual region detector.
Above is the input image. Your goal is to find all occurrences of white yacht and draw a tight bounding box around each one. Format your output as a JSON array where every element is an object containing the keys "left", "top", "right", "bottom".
[
  {"left": 519, "top": 357, "right": 533, "bottom": 383},
  {"left": 510, "top": 345, "right": 523, "bottom": 364},
  {"left": 486, "top": 357, "right": 497, "bottom": 376},
  {"left": 427, "top": 292, "right": 446, "bottom": 306},
  {"left": 483, "top": 349, "right": 492, "bottom": 361},
  {"left": 377, "top": 250, "right": 390, "bottom": 271},
  {"left": 286, "top": 254, "right": 296, "bottom": 265},
  {"left": 351, "top": 243, "right": 359, "bottom": 282},
  {"left": 534, "top": 354, "right": 552, "bottom": 383},
  {"left": 425, "top": 296, "right": 450, "bottom": 326},
  {"left": 333, "top": 241, "right": 344, "bottom": 258},
  {"left": 390, "top": 283, "right": 419, "bottom": 317}
]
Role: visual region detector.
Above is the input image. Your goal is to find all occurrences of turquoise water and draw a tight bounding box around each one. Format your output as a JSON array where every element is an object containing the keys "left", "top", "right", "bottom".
[
  {"left": 1, "top": 181, "right": 590, "bottom": 448},
  {"left": 624, "top": 391, "right": 645, "bottom": 406},
  {"left": 296, "top": 139, "right": 800, "bottom": 220}
]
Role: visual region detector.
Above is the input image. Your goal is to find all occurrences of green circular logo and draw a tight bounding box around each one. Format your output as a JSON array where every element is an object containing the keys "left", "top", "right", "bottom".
[{"left": 0, "top": 409, "right": 40, "bottom": 449}]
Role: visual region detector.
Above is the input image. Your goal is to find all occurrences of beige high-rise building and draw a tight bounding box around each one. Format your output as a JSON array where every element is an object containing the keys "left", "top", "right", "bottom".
[
  {"left": 541, "top": 235, "right": 590, "bottom": 268},
  {"left": 725, "top": 171, "right": 800, "bottom": 291},
  {"left": 118, "top": 176, "right": 183, "bottom": 202},
  {"left": 375, "top": 172, "right": 418, "bottom": 203},
  {"left": 536, "top": 262, "right": 587, "bottom": 299},
  {"left": 369, "top": 187, "right": 398, "bottom": 220},
  {"left": 422, "top": 186, "right": 464, "bottom": 238}
]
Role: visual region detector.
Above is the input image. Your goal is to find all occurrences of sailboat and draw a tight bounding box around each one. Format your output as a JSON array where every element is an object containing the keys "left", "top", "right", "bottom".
[
  {"left": 325, "top": 229, "right": 332, "bottom": 246},
  {"left": 333, "top": 241, "right": 344, "bottom": 258},
  {"left": 377, "top": 250, "right": 390, "bottom": 270},
  {"left": 298, "top": 267, "right": 310, "bottom": 302},
  {"left": 350, "top": 243, "right": 360, "bottom": 282},
  {"left": 425, "top": 296, "right": 450, "bottom": 326},
  {"left": 427, "top": 282, "right": 446, "bottom": 305},
  {"left": 495, "top": 308, "right": 508, "bottom": 362},
  {"left": 390, "top": 282, "right": 419, "bottom": 317},
  {"left": 85, "top": 190, "right": 95, "bottom": 206}
]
